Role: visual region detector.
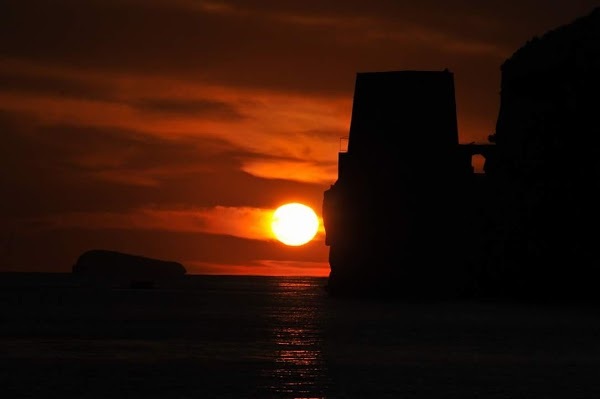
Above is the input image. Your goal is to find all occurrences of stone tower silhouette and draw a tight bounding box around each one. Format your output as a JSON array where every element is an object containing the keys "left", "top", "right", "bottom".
[{"left": 323, "top": 70, "right": 484, "bottom": 298}]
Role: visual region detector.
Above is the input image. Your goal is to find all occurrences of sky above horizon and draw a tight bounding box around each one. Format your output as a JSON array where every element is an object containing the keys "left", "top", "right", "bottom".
[{"left": 1, "top": 0, "right": 598, "bottom": 276}]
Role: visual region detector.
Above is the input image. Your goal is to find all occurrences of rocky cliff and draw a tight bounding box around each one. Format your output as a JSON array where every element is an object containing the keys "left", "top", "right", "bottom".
[{"left": 482, "top": 7, "right": 600, "bottom": 299}]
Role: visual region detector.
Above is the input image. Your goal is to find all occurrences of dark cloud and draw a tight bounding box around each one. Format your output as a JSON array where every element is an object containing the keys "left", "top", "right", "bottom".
[
  {"left": 2, "top": 1, "right": 595, "bottom": 81},
  {"left": 0, "top": 0, "right": 580, "bottom": 90},
  {"left": 0, "top": 71, "right": 115, "bottom": 101},
  {"left": 133, "top": 98, "right": 246, "bottom": 120},
  {"left": 0, "top": 113, "right": 327, "bottom": 219},
  {"left": 2, "top": 0, "right": 595, "bottom": 138}
]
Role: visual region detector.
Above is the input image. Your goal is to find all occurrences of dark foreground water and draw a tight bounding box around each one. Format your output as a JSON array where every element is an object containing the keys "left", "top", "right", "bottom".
[{"left": 1, "top": 274, "right": 600, "bottom": 398}]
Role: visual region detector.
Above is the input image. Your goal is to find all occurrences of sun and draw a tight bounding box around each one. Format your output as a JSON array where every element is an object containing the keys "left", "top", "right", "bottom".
[{"left": 271, "top": 203, "right": 319, "bottom": 246}]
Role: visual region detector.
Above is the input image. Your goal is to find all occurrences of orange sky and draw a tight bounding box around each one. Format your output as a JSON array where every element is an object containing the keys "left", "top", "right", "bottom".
[{"left": 1, "top": 0, "right": 597, "bottom": 276}]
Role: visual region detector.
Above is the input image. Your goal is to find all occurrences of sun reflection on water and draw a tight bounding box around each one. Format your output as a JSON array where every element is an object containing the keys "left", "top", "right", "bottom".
[{"left": 263, "top": 278, "right": 330, "bottom": 398}]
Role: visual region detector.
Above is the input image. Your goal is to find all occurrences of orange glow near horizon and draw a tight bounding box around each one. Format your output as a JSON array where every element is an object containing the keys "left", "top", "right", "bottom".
[{"left": 184, "top": 260, "right": 331, "bottom": 277}]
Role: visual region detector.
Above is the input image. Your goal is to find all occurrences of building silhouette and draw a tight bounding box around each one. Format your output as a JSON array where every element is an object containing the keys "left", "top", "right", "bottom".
[{"left": 323, "top": 70, "right": 494, "bottom": 298}]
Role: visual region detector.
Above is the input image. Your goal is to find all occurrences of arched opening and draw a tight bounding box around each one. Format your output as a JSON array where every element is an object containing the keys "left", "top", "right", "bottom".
[{"left": 471, "top": 154, "right": 486, "bottom": 174}]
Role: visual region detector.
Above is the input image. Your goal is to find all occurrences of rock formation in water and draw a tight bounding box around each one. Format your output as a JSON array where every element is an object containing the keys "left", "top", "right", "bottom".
[
  {"left": 481, "top": 7, "right": 600, "bottom": 299},
  {"left": 323, "top": 7, "right": 600, "bottom": 300},
  {"left": 72, "top": 249, "right": 186, "bottom": 288}
]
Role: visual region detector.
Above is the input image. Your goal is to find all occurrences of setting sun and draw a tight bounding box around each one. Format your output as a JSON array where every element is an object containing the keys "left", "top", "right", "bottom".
[{"left": 271, "top": 203, "right": 319, "bottom": 246}]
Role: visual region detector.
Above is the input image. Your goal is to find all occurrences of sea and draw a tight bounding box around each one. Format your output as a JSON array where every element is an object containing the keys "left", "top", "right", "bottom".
[{"left": 1, "top": 273, "right": 600, "bottom": 398}]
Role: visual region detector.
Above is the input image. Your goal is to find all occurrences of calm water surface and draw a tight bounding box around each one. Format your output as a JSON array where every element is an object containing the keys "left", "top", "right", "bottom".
[{"left": 1, "top": 274, "right": 600, "bottom": 398}]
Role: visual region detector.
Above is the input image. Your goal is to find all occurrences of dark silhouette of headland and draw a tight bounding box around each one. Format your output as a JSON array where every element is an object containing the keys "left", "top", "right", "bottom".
[
  {"left": 72, "top": 249, "right": 186, "bottom": 289},
  {"left": 323, "top": 7, "right": 600, "bottom": 301}
]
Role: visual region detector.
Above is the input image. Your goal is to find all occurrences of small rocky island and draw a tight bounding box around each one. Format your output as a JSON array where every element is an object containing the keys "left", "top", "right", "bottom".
[{"left": 72, "top": 249, "right": 187, "bottom": 288}]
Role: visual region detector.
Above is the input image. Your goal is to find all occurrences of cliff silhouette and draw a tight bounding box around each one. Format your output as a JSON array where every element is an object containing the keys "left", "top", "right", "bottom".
[
  {"left": 323, "top": 7, "right": 600, "bottom": 300},
  {"left": 481, "top": 7, "right": 600, "bottom": 300}
]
